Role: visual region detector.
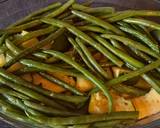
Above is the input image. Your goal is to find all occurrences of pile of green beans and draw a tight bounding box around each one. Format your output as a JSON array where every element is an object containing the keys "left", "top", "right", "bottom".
[{"left": 1, "top": 0, "right": 160, "bottom": 127}]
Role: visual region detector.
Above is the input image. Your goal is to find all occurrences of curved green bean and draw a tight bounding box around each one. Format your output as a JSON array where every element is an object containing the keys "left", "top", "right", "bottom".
[
  {"left": 43, "top": 50, "right": 113, "bottom": 113},
  {"left": 68, "top": 37, "right": 95, "bottom": 72},
  {"left": 41, "top": 18, "right": 124, "bottom": 67},
  {"left": 123, "top": 18, "right": 160, "bottom": 30},
  {"left": 71, "top": 10, "right": 124, "bottom": 35},
  {"left": 40, "top": 72, "right": 84, "bottom": 96},
  {"left": 101, "top": 34, "right": 160, "bottom": 59},
  {"left": 76, "top": 38, "right": 111, "bottom": 79},
  {"left": 46, "top": 0, "right": 75, "bottom": 18},
  {"left": 108, "top": 10, "right": 160, "bottom": 22},
  {"left": 7, "top": 2, "right": 61, "bottom": 28},
  {"left": 119, "top": 26, "right": 159, "bottom": 53}
]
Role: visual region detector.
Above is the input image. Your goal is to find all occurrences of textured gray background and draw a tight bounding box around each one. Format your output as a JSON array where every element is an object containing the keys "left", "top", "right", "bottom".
[{"left": 0, "top": 0, "right": 160, "bottom": 127}]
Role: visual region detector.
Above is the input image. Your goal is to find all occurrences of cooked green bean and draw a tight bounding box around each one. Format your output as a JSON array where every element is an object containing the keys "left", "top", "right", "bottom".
[
  {"left": 91, "top": 58, "right": 160, "bottom": 93},
  {"left": 92, "top": 119, "right": 135, "bottom": 128},
  {"left": 110, "top": 39, "right": 126, "bottom": 52},
  {"left": 123, "top": 18, "right": 160, "bottom": 30},
  {"left": 43, "top": 50, "right": 113, "bottom": 113},
  {"left": 71, "top": 10, "right": 124, "bottom": 35},
  {"left": 1, "top": 65, "right": 87, "bottom": 104},
  {"left": 76, "top": 38, "right": 111, "bottom": 79},
  {"left": 72, "top": 4, "right": 115, "bottom": 14},
  {"left": 5, "top": 39, "right": 21, "bottom": 55},
  {"left": 78, "top": 25, "right": 109, "bottom": 33},
  {"left": 129, "top": 47, "right": 153, "bottom": 63},
  {"left": 0, "top": 34, "right": 7, "bottom": 46},
  {"left": 68, "top": 37, "right": 95, "bottom": 72},
  {"left": 0, "top": 45, "right": 7, "bottom": 54},
  {"left": 112, "top": 84, "right": 147, "bottom": 97},
  {"left": 91, "top": 33, "right": 144, "bottom": 68},
  {"left": 119, "top": 26, "right": 159, "bottom": 53},
  {"left": 8, "top": 2, "right": 61, "bottom": 28},
  {"left": 4, "top": 28, "right": 64, "bottom": 68},
  {"left": 0, "top": 74, "right": 66, "bottom": 110},
  {"left": 41, "top": 18, "right": 124, "bottom": 67},
  {"left": 3, "top": 20, "right": 42, "bottom": 34},
  {"left": 27, "top": 111, "right": 138, "bottom": 126},
  {"left": 24, "top": 100, "right": 79, "bottom": 116},
  {"left": 40, "top": 72, "right": 83, "bottom": 96},
  {"left": 108, "top": 10, "right": 160, "bottom": 22},
  {"left": 0, "top": 87, "right": 30, "bottom": 100},
  {"left": 101, "top": 34, "right": 160, "bottom": 59},
  {"left": 20, "top": 59, "right": 83, "bottom": 77},
  {"left": 6, "top": 39, "right": 50, "bottom": 60},
  {"left": 46, "top": 0, "right": 75, "bottom": 18},
  {"left": 14, "top": 26, "right": 57, "bottom": 45}
]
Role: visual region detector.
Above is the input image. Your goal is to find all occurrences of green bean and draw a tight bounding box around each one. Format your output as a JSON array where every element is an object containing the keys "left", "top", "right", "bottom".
[
  {"left": 0, "top": 45, "right": 7, "bottom": 54},
  {"left": 0, "top": 97, "right": 23, "bottom": 114},
  {"left": 123, "top": 18, "right": 160, "bottom": 30},
  {"left": 76, "top": 38, "right": 111, "bottom": 79},
  {"left": 20, "top": 59, "right": 83, "bottom": 77},
  {"left": 0, "top": 106, "right": 51, "bottom": 128},
  {"left": 142, "top": 74, "right": 160, "bottom": 93},
  {"left": 7, "top": 2, "right": 61, "bottom": 28},
  {"left": 108, "top": 10, "right": 160, "bottom": 22},
  {"left": 110, "top": 39, "right": 126, "bottom": 52},
  {"left": 91, "top": 33, "right": 144, "bottom": 68},
  {"left": 13, "top": 26, "right": 57, "bottom": 45},
  {"left": 27, "top": 111, "right": 138, "bottom": 126},
  {"left": 0, "top": 34, "right": 7, "bottom": 46},
  {"left": 41, "top": 18, "right": 124, "bottom": 67},
  {"left": 1, "top": 66, "right": 87, "bottom": 104},
  {"left": 0, "top": 87, "right": 30, "bottom": 100},
  {"left": 92, "top": 120, "right": 135, "bottom": 128},
  {"left": 3, "top": 20, "right": 42, "bottom": 34},
  {"left": 72, "top": 4, "right": 115, "bottom": 14},
  {"left": 78, "top": 25, "right": 109, "bottom": 33},
  {"left": 71, "top": 10, "right": 124, "bottom": 35},
  {"left": 129, "top": 47, "right": 153, "bottom": 63},
  {"left": 4, "top": 28, "right": 64, "bottom": 68},
  {"left": 24, "top": 100, "right": 79, "bottom": 116},
  {"left": 5, "top": 39, "right": 50, "bottom": 60},
  {"left": 119, "top": 26, "right": 159, "bottom": 53},
  {"left": 40, "top": 72, "right": 84, "bottom": 96},
  {"left": 112, "top": 84, "right": 147, "bottom": 97},
  {"left": 68, "top": 37, "right": 95, "bottom": 72},
  {"left": 91, "top": 58, "right": 160, "bottom": 93},
  {"left": 43, "top": 50, "right": 113, "bottom": 113},
  {"left": 46, "top": 0, "right": 75, "bottom": 18},
  {"left": 0, "top": 71, "right": 65, "bottom": 110},
  {"left": 5, "top": 39, "right": 21, "bottom": 55},
  {"left": 101, "top": 34, "right": 160, "bottom": 59}
]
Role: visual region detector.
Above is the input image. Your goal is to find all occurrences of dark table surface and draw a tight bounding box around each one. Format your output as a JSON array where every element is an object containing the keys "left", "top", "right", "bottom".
[{"left": 0, "top": 0, "right": 160, "bottom": 128}]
